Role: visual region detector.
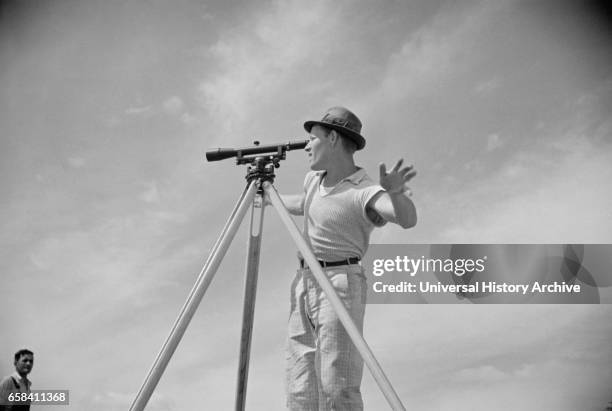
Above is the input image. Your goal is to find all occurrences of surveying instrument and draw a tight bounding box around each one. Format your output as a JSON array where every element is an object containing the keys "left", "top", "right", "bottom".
[{"left": 129, "top": 140, "right": 407, "bottom": 410}]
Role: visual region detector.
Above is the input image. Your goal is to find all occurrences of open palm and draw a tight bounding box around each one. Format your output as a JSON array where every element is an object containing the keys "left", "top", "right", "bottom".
[{"left": 379, "top": 159, "right": 417, "bottom": 194}]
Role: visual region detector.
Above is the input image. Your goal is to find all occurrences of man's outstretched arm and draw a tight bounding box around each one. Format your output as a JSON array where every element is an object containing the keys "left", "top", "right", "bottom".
[{"left": 368, "top": 159, "right": 417, "bottom": 229}]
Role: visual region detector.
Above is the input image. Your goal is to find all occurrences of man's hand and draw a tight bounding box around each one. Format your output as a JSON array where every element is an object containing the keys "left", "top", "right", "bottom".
[
  {"left": 379, "top": 159, "right": 417, "bottom": 195},
  {"left": 369, "top": 159, "right": 418, "bottom": 228}
]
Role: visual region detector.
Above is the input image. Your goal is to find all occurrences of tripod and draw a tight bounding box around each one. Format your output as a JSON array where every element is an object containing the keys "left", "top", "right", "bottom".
[{"left": 129, "top": 144, "right": 406, "bottom": 410}]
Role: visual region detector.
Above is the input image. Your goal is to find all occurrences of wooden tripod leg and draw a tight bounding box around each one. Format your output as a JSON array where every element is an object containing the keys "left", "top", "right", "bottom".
[{"left": 235, "top": 192, "right": 265, "bottom": 411}]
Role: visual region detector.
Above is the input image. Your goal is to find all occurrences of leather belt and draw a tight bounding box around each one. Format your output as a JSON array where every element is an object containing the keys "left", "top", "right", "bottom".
[{"left": 299, "top": 257, "right": 361, "bottom": 269}]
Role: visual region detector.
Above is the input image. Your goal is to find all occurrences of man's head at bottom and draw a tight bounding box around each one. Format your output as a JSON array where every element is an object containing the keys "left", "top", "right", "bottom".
[{"left": 14, "top": 349, "right": 34, "bottom": 377}]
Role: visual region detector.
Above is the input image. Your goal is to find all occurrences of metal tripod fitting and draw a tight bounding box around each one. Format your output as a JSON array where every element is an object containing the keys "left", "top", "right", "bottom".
[{"left": 245, "top": 155, "right": 278, "bottom": 185}]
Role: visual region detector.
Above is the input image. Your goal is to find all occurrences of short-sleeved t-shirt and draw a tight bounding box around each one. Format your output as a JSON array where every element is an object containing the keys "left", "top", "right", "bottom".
[
  {"left": 0, "top": 373, "right": 31, "bottom": 410},
  {"left": 303, "top": 168, "right": 384, "bottom": 261}
]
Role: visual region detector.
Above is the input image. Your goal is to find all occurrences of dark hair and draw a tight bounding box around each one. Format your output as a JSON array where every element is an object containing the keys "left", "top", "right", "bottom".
[{"left": 14, "top": 349, "right": 33, "bottom": 362}]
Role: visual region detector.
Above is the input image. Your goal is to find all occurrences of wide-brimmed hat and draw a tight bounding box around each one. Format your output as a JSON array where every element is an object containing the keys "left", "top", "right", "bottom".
[{"left": 304, "top": 106, "right": 366, "bottom": 150}]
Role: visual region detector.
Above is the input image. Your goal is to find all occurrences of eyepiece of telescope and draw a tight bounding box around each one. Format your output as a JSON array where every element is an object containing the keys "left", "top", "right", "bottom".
[{"left": 206, "top": 139, "right": 308, "bottom": 162}]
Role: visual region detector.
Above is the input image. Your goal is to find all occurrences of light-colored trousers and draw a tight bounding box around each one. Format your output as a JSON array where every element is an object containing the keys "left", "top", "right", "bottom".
[{"left": 286, "top": 264, "right": 367, "bottom": 411}]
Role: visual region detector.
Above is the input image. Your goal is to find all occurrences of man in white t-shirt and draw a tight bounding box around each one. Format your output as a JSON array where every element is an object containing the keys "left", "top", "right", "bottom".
[
  {"left": 0, "top": 349, "right": 33, "bottom": 411},
  {"left": 280, "top": 106, "right": 417, "bottom": 410}
]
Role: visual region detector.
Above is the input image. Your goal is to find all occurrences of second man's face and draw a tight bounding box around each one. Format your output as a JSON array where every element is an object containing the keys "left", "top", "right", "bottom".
[{"left": 15, "top": 354, "right": 34, "bottom": 376}]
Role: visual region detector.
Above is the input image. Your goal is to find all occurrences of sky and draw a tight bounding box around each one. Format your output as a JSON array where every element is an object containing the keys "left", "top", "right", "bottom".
[{"left": 1, "top": 0, "right": 611, "bottom": 410}]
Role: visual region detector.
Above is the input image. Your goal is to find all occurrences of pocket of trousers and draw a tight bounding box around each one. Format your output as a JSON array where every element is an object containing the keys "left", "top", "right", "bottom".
[
  {"left": 329, "top": 269, "right": 367, "bottom": 307},
  {"left": 328, "top": 271, "right": 350, "bottom": 303}
]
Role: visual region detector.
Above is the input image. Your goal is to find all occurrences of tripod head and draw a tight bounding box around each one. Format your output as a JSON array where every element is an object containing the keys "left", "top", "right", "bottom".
[{"left": 206, "top": 139, "right": 308, "bottom": 184}]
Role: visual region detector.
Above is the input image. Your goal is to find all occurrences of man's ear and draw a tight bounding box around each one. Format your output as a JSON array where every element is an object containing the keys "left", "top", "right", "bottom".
[{"left": 328, "top": 130, "right": 339, "bottom": 146}]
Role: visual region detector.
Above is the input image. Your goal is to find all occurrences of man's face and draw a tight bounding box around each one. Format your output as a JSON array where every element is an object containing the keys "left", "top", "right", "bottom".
[
  {"left": 14, "top": 354, "right": 33, "bottom": 376},
  {"left": 305, "top": 125, "right": 332, "bottom": 171}
]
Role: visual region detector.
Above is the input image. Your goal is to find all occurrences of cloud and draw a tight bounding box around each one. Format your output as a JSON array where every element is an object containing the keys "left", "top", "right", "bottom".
[
  {"left": 377, "top": 3, "right": 505, "bottom": 101},
  {"left": 162, "top": 96, "right": 184, "bottom": 115},
  {"left": 437, "top": 131, "right": 612, "bottom": 243},
  {"left": 125, "top": 105, "right": 153, "bottom": 116},
  {"left": 452, "top": 364, "right": 510, "bottom": 383},
  {"left": 106, "top": 115, "right": 121, "bottom": 128},
  {"left": 432, "top": 358, "right": 611, "bottom": 411},
  {"left": 180, "top": 112, "right": 196, "bottom": 125},
  {"left": 486, "top": 133, "right": 503, "bottom": 151},
  {"left": 67, "top": 156, "right": 86, "bottom": 168},
  {"left": 359, "top": 305, "right": 612, "bottom": 410},
  {"left": 198, "top": 0, "right": 344, "bottom": 138},
  {"left": 140, "top": 180, "right": 160, "bottom": 203},
  {"left": 474, "top": 77, "right": 502, "bottom": 95},
  {"left": 22, "top": 208, "right": 190, "bottom": 319}
]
